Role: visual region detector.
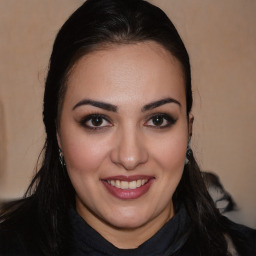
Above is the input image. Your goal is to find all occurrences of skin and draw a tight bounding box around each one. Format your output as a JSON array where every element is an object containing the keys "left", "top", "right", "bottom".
[{"left": 57, "top": 41, "right": 193, "bottom": 249}]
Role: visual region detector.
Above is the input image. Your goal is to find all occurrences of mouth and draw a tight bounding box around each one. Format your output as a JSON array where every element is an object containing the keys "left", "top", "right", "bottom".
[
  {"left": 101, "top": 175, "right": 155, "bottom": 200},
  {"left": 106, "top": 178, "right": 149, "bottom": 190}
]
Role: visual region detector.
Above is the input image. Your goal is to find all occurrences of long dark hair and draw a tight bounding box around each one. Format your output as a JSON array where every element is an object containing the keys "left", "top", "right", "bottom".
[{"left": 0, "top": 0, "right": 249, "bottom": 255}]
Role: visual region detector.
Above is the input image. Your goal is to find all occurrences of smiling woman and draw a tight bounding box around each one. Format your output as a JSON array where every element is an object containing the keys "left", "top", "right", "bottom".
[
  {"left": 57, "top": 43, "right": 189, "bottom": 245},
  {"left": 0, "top": 0, "right": 255, "bottom": 255}
]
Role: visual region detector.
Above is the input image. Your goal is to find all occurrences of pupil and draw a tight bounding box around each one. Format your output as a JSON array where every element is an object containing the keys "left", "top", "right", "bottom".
[
  {"left": 92, "top": 116, "right": 103, "bottom": 126},
  {"left": 153, "top": 116, "right": 163, "bottom": 126}
]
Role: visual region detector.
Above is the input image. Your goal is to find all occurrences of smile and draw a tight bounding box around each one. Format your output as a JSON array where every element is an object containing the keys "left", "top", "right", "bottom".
[
  {"left": 102, "top": 176, "right": 154, "bottom": 200},
  {"left": 107, "top": 179, "right": 148, "bottom": 190}
]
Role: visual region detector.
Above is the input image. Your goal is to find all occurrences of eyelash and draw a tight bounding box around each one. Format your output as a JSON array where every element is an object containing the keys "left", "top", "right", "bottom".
[
  {"left": 79, "top": 114, "right": 112, "bottom": 130},
  {"left": 79, "top": 113, "right": 177, "bottom": 130},
  {"left": 144, "top": 113, "right": 177, "bottom": 129}
]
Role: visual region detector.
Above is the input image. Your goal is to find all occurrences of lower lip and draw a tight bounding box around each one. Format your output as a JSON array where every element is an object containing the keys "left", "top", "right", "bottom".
[{"left": 102, "top": 179, "right": 154, "bottom": 200}]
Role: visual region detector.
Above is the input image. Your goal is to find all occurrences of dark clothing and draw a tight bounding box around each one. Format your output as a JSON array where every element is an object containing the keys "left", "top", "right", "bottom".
[
  {"left": 0, "top": 204, "right": 255, "bottom": 256},
  {"left": 67, "top": 205, "right": 195, "bottom": 256}
]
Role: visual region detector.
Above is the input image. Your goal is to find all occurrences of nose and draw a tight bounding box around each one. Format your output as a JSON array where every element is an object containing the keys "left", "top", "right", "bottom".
[{"left": 110, "top": 127, "right": 148, "bottom": 170}]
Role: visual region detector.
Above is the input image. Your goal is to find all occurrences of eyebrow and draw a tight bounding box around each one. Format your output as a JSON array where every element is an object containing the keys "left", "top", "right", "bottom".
[
  {"left": 73, "top": 99, "right": 118, "bottom": 112},
  {"left": 142, "top": 97, "right": 181, "bottom": 112},
  {"left": 72, "top": 97, "right": 181, "bottom": 112}
]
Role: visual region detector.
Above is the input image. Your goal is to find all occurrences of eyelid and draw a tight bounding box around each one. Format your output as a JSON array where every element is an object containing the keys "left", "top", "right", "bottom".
[
  {"left": 144, "top": 112, "right": 177, "bottom": 128},
  {"left": 79, "top": 113, "right": 113, "bottom": 130}
]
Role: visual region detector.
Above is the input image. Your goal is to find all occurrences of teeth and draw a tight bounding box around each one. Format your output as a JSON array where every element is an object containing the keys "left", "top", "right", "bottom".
[
  {"left": 129, "top": 180, "right": 137, "bottom": 189},
  {"left": 107, "top": 179, "right": 148, "bottom": 190},
  {"left": 121, "top": 181, "right": 129, "bottom": 189},
  {"left": 116, "top": 180, "right": 121, "bottom": 188},
  {"left": 136, "top": 179, "right": 142, "bottom": 187}
]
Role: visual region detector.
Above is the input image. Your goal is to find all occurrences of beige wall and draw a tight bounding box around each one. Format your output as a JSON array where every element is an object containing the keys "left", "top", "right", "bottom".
[
  {"left": 0, "top": 0, "right": 255, "bottom": 228},
  {"left": 0, "top": 0, "right": 83, "bottom": 197}
]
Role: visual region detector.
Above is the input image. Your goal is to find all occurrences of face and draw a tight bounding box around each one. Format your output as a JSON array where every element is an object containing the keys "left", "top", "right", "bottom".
[{"left": 58, "top": 42, "right": 192, "bottom": 236}]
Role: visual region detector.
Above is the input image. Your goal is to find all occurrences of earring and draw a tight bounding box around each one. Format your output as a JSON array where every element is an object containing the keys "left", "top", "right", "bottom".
[
  {"left": 59, "top": 148, "right": 66, "bottom": 167},
  {"left": 185, "top": 143, "right": 192, "bottom": 165}
]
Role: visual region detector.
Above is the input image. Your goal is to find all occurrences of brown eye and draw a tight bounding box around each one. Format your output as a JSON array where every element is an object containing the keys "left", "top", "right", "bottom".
[
  {"left": 152, "top": 115, "right": 164, "bottom": 126},
  {"left": 91, "top": 116, "right": 104, "bottom": 126},
  {"left": 145, "top": 114, "right": 176, "bottom": 128},
  {"left": 81, "top": 114, "right": 112, "bottom": 130}
]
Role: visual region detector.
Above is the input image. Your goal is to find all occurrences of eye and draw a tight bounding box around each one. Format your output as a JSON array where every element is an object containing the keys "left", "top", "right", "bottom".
[
  {"left": 144, "top": 113, "right": 176, "bottom": 128},
  {"left": 80, "top": 114, "right": 112, "bottom": 130}
]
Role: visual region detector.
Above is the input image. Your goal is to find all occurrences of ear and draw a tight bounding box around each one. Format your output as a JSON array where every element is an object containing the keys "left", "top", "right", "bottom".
[{"left": 188, "top": 113, "right": 194, "bottom": 138}]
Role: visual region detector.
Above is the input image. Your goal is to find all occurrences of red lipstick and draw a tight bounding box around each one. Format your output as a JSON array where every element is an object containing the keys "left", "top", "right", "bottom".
[{"left": 101, "top": 175, "right": 155, "bottom": 200}]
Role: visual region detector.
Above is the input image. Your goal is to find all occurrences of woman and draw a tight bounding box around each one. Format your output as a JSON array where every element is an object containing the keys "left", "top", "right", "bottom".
[{"left": 0, "top": 0, "right": 255, "bottom": 255}]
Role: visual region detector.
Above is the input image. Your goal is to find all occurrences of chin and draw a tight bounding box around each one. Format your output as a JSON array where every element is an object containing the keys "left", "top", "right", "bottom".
[
  {"left": 103, "top": 209, "right": 153, "bottom": 230},
  {"left": 109, "top": 218, "right": 148, "bottom": 230}
]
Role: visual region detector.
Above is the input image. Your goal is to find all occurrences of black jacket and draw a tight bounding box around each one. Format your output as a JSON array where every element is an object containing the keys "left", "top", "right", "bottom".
[{"left": 0, "top": 205, "right": 255, "bottom": 256}]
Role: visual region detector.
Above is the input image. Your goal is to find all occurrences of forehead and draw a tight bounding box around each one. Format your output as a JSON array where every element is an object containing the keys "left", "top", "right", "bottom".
[{"left": 65, "top": 41, "right": 186, "bottom": 109}]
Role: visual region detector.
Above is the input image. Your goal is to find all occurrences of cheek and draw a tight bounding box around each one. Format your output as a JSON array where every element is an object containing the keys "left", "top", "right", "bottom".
[
  {"left": 153, "top": 133, "right": 187, "bottom": 199},
  {"left": 150, "top": 131, "right": 188, "bottom": 172},
  {"left": 61, "top": 131, "right": 111, "bottom": 176}
]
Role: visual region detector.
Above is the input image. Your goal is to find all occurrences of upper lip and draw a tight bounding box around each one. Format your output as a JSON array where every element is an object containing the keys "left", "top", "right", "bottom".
[{"left": 102, "top": 175, "right": 155, "bottom": 182}]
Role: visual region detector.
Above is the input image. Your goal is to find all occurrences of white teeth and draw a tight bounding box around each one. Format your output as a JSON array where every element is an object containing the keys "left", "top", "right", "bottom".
[
  {"left": 107, "top": 179, "right": 148, "bottom": 190},
  {"left": 121, "top": 181, "right": 129, "bottom": 189},
  {"left": 136, "top": 179, "right": 142, "bottom": 187},
  {"left": 116, "top": 180, "right": 121, "bottom": 188},
  {"left": 129, "top": 180, "right": 137, "bottom": 189}
]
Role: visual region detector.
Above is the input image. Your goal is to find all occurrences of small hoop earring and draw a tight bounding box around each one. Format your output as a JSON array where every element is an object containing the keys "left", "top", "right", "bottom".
[{"left": 59, "top": 148, "right": 66, "bottom": 167}]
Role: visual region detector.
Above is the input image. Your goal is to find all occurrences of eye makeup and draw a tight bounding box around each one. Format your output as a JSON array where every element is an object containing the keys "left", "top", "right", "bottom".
[
  {"left": 144, "top": 113, "right": 177, "bottom": 129},
  {"left": 77, "top": 111, "right": 177, "bottom": 132},
  {"left": 79, "top": 113, "right": 113, "bottom": 130}
]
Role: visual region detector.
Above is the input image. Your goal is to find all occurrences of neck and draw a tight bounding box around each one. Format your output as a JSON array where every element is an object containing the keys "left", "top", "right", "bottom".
[{"left": 76, "top": 201, "right": 174, "bottom": 249}]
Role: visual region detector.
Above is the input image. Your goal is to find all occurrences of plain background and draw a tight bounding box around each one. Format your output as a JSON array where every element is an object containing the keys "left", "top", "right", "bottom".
[{"left": 0, "top": 0, "right": 255, "bottom": 228}]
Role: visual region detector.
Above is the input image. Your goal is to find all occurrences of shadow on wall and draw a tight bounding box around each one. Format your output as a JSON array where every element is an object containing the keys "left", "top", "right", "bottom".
[
  {"left": 202, "top": 171, "right": 244, "bottom": 224},
  {"left": 0, "top": 100, "right": 6, "bottom": 184},
  {"left": 202, "top": 172, "right": 237, "bottom": 214}
]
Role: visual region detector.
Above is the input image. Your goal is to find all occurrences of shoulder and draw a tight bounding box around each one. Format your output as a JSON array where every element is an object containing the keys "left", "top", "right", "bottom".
[
  {"left": 223, "top": 217, "right": 256, "bottom": 256},
  {"left": 0, "top": 198, "right": 43, "bottom": 256},
  {"left": 0, "top": 226, "right": 27, "bottom": 255},
  {"left": 0, "top": 221, "right": 43, "bottom": 256}
]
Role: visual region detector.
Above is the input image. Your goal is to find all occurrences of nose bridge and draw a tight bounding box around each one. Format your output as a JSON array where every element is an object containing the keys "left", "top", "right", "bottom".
[{"left": 111, "top": 124, "right": 148, "bottom": 170}]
